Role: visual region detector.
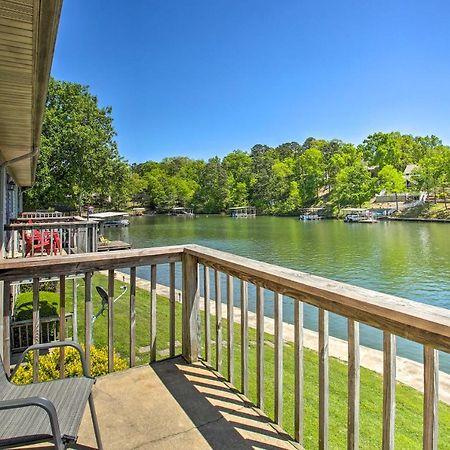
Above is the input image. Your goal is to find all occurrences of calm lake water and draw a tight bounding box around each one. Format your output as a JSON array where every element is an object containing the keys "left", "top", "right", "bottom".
[{"left": 106, "top": 215, "right": 450, "bottom": 372}]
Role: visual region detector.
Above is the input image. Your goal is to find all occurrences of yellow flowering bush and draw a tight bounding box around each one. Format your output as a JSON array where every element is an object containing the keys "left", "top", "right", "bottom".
[{"left": 12, "top": 345, "right": 128, "bottom": 385}]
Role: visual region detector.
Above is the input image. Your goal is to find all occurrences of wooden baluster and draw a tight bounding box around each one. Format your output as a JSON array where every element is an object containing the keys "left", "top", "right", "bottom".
[
  {"left": 274, "top": 292, "right": 283, "bottom": 425},
  {"left": 108, "top": 269, "right": 114, "bottom": 372},
  {"left": 72, "top": 278, "right": 78, "bottom": 342},
  {"left": 240, "top": 280, "right": 249, "bottom": 396},
  {"left": 423, "top": 346, "right": 439, "bottom": 450},
  {"left": 383, "top": 332, "right": 396, "bottom": 450},
  {"left": 129, "top": 267, "right": 136, "bottom": 367},
  {"left": 215, "top": 270, "right": 222, "bottom": 372},
  {"left": 2, "top": 282, "right": 11, "bottom": 376},
  {"left": 295, "top": 300, "right": 304, "bottom": 444},
  {"left": 150, "top": 264, "right": 157, "bottom": 362},
  {"left": 84, "top": 272, "right": 92, "bottom": 376},
  {"left": 68, "top": 228, "right": 72, "bottom": 254},
  {"left": 20, "top": 230, "right": 24, "bottom": 257},
  {"left": 32, "top": 278, "right": 40, "bottom": 382},
  {"left": 12, "top": 230, "right": 15, "bottom": 258},
  {"left": 256, "top": 286, "right": 264, "bottom": 410},
  {"left": 348, "top": 319, "right": 360, "bottom": 449},
  {"left": 227, "top": 274, "right": 234, "bottom": 384},
  {"left": 204, "top": 265, "right": 211, "bottom": 364},
  {"left": 169, "top": 262, "right": 176, "bottom": 358},
  {"left": 17, "top": 323, "right": 22, "bottom": 350},
  {"left": 59, "top": 275, "right": 66, "bottom": 378},
  {"left": 319, "top": 309, "right": 329, "bottom": 450},
  {"left": 50, "top": 228, "right": 54, "bottom": 256}
]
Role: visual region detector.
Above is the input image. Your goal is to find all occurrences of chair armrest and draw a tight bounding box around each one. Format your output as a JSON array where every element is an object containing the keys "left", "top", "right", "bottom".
[
  {"left": 10, "top": 341, "right": 90, "bottom": 380},
  {"left": 0, "top": 396, "right": 64, "bottom": 449}
]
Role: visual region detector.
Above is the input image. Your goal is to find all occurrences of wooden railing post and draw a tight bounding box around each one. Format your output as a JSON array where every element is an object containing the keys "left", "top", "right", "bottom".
[
  {"left": 182, "top": 252, "right": 200, "bottom": 363},
  {"left": 423, "top": 346, "right": 439, "bottom": 450}
]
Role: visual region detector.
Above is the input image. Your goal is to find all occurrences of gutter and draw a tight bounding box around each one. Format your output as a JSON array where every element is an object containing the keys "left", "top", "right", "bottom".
[
  {"left": 0, "top": 147, "right": 40, "bottom": 188},
  {"left": 1, "top": 147, "right": 39, "bottom": 168}
]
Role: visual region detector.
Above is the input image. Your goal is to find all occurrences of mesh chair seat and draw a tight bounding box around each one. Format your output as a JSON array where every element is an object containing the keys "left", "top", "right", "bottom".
[{"left": 0, "top": 376, "right": 94, "bottom": 447}]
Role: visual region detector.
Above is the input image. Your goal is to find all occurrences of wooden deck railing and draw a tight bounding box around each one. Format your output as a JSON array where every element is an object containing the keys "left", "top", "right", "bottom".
[
  {"left": 19, "top": 211, "right": 67, "bottom": 219},
  {"left": 4, "top": 220, "right": 98, "bottom": 258},
  {"left": 0, "top": 244, "right": 448, "bottom": 449}
]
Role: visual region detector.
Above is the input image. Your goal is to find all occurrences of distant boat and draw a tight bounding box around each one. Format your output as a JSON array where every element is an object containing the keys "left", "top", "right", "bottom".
[
  {"left": 104, "top": 219, "right": 130, "bottom": 227},
  {"left": 344, "top": 214, "right": 361, "bottom": 223},
  {"left": 298, "top": 207, "right": 324, "bottom": 221},
  {"left": 358, "top": 217, "right": 378, "bottom": 223},
  {"left": 343, "top": 210, "right": 378, "bottom": 223},
  {"left": 299, "top": 214, "right": 320, "bottom": 221}
]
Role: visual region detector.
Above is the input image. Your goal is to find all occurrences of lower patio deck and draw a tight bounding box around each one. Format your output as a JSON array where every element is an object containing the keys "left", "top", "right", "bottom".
[{"left": 77, "top": 357, "right": 298, "bottom": 450}]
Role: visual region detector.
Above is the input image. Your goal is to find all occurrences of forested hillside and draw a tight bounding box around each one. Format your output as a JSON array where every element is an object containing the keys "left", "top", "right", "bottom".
[{"left": 132, "top": 134, "right": 450, "bottom": 214}]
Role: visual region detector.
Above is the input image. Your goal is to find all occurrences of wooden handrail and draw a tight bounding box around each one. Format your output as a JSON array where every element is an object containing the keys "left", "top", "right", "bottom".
[
  {"left": 183, "top": 244, "right": 450, "bottom": 353},
  {"left": 0, "top": 245, "right": 185, "bottom": 280},
  {"left": 5, "top": 220, "right": 98, "bottom": 230}
]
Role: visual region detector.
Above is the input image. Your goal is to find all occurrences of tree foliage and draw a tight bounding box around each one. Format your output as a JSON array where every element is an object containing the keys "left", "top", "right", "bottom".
[
  {"left": 131, "top": 132, "right": 450, "bottom": 214},
  {"left": 25, "top": 78, "right": 134, "bottom": 211}
]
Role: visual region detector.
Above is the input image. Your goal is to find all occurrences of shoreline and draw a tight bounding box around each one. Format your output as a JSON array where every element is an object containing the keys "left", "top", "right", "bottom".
[
  {"left": 386, "top": 216, "right": 450, "bottom": 223},
  {"left": 112, "top": 270, "right": 450, "bottom": 405},
  {"left": 135, "top": 212, "right": 450, "bottom": 223}
]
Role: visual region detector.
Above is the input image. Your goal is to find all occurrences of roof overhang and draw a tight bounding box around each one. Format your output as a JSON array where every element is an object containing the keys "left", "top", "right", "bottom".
[{"left": 0, "top": 0, "right": 62, "bottom": 187}]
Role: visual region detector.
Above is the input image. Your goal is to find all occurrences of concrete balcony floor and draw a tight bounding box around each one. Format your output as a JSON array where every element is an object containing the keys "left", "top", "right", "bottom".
[{"left": 74, "top": 356, "right": 299, "bottom": 450}]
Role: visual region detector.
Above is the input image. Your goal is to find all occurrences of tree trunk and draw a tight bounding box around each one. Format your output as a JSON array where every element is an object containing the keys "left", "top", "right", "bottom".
[{"left": 78, "top": 192, "right": 82, "bottom": 216}]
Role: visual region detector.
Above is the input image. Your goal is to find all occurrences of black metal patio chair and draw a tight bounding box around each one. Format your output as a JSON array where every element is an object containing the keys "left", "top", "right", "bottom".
[{"left": 0, "top": 341, "right": 102, "bottom": 449}]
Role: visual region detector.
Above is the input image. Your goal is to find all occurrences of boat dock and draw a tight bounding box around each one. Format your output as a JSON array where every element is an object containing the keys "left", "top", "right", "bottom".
[
  {"left": 229, "top": 206, "right": 256, "bottom": 218},
  {"left": 299, "top": 207, "right": 325, "bottom": 220},
  {"left": 169, "top": 207, "right": 194, "bottom": 217}
]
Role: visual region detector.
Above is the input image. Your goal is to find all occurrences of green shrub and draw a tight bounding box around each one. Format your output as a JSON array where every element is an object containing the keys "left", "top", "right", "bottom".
[
  {"left": 14, "top": 291, "right": 60, "bottom": 321},
  {"left": 11, "top": 345, "right": 128, "bottom": 384},
  {"left": 20, "top": 280, "right": 58, "bottom": 293}
]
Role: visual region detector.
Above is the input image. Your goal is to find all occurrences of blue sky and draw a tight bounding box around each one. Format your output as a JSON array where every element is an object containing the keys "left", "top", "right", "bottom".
[{"left": 51, "top": 0, "right": 450, "bottom": 163}]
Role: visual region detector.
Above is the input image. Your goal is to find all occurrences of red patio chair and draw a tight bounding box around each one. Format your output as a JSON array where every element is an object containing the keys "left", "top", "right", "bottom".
[
  {"left": 42, "top": 231, "right": 61, "bottom": 255},
  {"left": 22, "top": 229, "right": 49, "bottom": 257}
]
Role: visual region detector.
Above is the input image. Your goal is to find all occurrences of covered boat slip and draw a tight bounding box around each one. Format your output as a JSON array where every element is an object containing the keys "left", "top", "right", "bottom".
[
  {"left": 169, "top": 207, "right": 194, "bottom": 216},
  {"left": 89, "top": 211, "right": 130, "bottom": 228},
  {"left": 229, "top": 206, "right": 256, "bottom": 218}
]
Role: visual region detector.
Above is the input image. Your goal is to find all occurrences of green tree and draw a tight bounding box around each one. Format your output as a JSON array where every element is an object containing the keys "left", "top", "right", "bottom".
[
  {"left": 26, "top": 78, "right": 128, "bottom": 212},
  {"left": 378, "top": 165, "right": 406, "bottom": 210},
  {"left": 295, "top": 147, "right": 324, "bottom": 206},
  {"left": 193, "top": 157, "right": 227, "bottom": 212},
  {"left": 414, "top": 146, "right": 450, "bottom": 205},
  {"left": 223, "top": 150, "right": 252, "bottom": 208},
  {"left": 333, "top": 163, "right": 375, "bottom": 208},
  {"left": 360, "top": 132, "right": 404, "bottom": 170}
]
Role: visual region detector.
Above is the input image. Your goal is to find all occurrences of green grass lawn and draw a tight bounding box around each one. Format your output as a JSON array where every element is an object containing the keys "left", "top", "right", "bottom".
[{"left": 19, "top": 273, "right": 450, "bottom": 449}]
